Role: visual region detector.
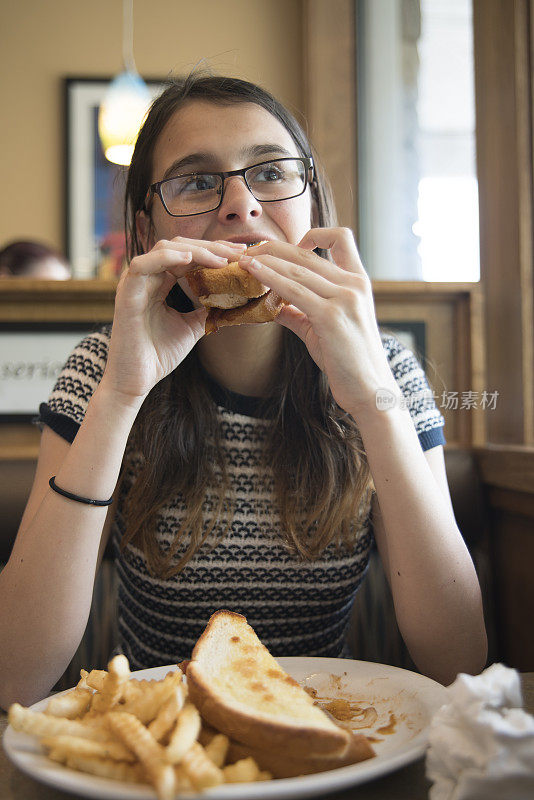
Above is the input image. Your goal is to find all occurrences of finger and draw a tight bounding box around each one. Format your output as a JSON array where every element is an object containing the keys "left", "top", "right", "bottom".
[
  {"left": 239, "top": 256, "right": 328, "bottom": 316},
  {"left": 155, "top": 241, "right": 237, "bottom": 270},
  {"left": 169, "top": 237, "right": 247, "bottom": 260},
  {"left": 245, "top": 241, "right": 343, "bottom": 283},
  {"left": 298, "top": 227, "right": 366, "bottom": 275},
  {"left": 118, "top": 260, "right": 174, "bottom": 306},
  {"left": 240, "top": 253, "right": 343, "bottom": 302},
  {"left": 161, "top": 304, "right": 208, "bottom": 346},
  {"left": 213, "top": 240, "right": 249, "bottom": 256},
  {"left": 180, "top": 306, "right": 209, "bottom": 339},
  {"left": 275, "top": 304, "right": 313, "bottom": 343},
  {"left": 129, "top": 244, "right": 229, "bottom": 279},
  {"left": 154, "top": 270, "right": 179, "bottom": 303},
  {"left": 169, "top": 242, "right": 247, "bottom": 269},
  {"left": 129, "top": 248, "right": 194, "bottom": 278},
  {"left": 245, "top": 240, "right": 362, "bottom": 290}
]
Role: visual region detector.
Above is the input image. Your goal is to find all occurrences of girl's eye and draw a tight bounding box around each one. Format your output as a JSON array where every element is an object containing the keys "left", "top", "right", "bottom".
[
  {"left": 182, "top": 175, "right": 217, "bottom": 192},
  {"left": 165, "top": 174, "right": 219, "bottom": 198},
  {"left": 255, "top": 165, "right": 284, "bottom": 182}
]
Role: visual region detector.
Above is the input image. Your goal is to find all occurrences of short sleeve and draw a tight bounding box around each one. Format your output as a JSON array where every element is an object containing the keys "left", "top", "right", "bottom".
[
  {"left": 37, "top": 325, "right": 111, "bottom": 443},
  {"left": 381, "top": 332, "right": 446, "bottom": 451}
]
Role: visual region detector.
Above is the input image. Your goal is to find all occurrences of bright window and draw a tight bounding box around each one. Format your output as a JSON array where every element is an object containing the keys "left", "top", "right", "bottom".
[{"left": 357, "top": 0, "right": 480, "bottom": 281}]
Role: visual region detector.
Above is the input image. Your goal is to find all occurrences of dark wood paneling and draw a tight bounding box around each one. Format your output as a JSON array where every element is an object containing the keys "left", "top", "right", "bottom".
[
  {"left": 0, "top": 279, "right": 116, "bottom": 322},
  {"left": 476, "top": 444, "right": 534, "bottom": 494},
  {"left": 488, "top": 486, "right": 534, "bottom": 517},
  {"left": 489, "top": 511, "right": 534, "bottom": 670},
  {"left": 473, "top": 0, "right": 534, "bottom": 444},
  {"left": 476, "top": 445, "right": 534, "bottom": 669},
  {"left": 303, "top": 0, "right": 358, "bottom": 232}
]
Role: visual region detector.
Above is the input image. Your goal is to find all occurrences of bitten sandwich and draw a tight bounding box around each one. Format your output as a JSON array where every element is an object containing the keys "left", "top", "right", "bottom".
[{"left": 186, "top": 246, "right": 286, "bottom": 334}]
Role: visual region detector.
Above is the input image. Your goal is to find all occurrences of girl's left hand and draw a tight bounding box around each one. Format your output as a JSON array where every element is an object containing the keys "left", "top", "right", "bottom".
[{"left": 240, "top": 228, "right": 400, "bottom": 417}]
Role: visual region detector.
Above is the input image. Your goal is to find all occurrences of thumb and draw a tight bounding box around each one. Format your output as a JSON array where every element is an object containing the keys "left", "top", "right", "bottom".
[
  {"left": 276, "top": 305, "right": 311, "bottom": 342},
  {"left": 182, "top": 306, "right": 208, "bottom": 339}
]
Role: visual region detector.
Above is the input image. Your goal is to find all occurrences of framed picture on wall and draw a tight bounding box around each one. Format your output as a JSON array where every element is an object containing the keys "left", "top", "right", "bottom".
[
  {"left": 0, "top": 322, "right": 100, "bottom": 421},
  {"left": 64, "top": 77, "right": 165, "bottom": 279}
]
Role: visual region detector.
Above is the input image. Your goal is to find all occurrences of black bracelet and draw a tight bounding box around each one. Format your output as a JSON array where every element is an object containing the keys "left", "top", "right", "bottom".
[{"left": 49, "top": 476, "right": 114, "bottom": 507}]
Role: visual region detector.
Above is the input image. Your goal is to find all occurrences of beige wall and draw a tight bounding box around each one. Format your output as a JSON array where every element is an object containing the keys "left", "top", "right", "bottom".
[{"left": 0, "top": 0, "right": 304, "bottom": 253}]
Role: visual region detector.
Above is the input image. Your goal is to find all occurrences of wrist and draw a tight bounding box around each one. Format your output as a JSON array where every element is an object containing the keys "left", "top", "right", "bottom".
[
  {"left": 91, "top": 378, "right": 146, "bottom": 420},
  {"left": 348, "top": 386, "right": 412, "bottom": 430}
]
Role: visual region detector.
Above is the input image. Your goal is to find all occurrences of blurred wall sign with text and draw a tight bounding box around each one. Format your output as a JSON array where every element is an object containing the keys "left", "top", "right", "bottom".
[{"left": 0, "top": 325, "right": 94, "bottom": 420}]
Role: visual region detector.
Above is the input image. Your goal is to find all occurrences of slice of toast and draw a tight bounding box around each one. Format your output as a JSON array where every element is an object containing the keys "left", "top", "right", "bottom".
[
  {"left": 225, "top": 731, "right": 375, "bottom": 778},
  {"left": 186, "top": 610, "right": 352, "bottom": 759}
]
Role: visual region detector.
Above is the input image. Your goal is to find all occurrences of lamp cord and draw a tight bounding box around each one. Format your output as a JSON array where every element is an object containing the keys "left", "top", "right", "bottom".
[{"left": 123, "top": 0, "right": 136, "bottom": 73}]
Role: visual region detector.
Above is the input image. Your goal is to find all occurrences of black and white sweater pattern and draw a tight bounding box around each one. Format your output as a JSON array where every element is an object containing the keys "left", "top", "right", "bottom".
[{"left": 39, "top": 326, "right": 445, "bottom": 668}]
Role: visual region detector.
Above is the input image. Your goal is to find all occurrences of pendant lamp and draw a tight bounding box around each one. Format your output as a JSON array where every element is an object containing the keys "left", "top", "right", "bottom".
[{"left": 98, "top": 0, "right": 152, "bottom": 166}]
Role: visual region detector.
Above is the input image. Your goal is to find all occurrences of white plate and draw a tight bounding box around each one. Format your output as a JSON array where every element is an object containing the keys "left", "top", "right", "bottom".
[{"left": 3, "top": 657, "right": 447, "bottom": 799}]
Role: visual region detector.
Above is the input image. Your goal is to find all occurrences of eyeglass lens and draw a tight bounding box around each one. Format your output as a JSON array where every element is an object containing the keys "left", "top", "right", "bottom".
[{"left": 160, "top": 159, "right": 306, "bottom": 216}]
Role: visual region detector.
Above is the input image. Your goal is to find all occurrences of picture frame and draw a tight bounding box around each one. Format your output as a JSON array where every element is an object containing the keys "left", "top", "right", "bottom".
[
  {"left": 0, "top": 322, "right": 101, "bottom": 421},
  {"left": 64, "top": 77, "right": 165, "bottom": 278}
]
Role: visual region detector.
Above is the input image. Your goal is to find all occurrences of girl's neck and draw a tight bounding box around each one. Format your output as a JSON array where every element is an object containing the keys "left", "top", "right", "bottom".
[{"left": 196, "top": 322, "right": 284, "bottom": 397}]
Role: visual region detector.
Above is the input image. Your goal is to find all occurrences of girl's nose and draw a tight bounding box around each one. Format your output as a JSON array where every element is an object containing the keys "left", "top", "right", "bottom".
[{"left": 217, "top": 175, "right": 263, "bottom": 221}]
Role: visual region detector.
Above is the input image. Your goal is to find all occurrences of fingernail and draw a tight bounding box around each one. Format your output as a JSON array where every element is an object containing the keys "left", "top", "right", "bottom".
[{"left": 239, "top": 255, "right": 253, "bottom": 265}]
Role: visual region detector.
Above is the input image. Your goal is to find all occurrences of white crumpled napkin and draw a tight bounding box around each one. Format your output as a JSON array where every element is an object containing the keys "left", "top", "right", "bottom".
[{"left": 426, "top": 663, "right": 534, "bottom": 800}]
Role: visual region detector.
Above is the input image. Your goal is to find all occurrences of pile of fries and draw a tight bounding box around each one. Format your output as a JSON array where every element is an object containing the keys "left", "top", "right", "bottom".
[{"left": 8, "top": 655, "right": 271, "bottom": 799}]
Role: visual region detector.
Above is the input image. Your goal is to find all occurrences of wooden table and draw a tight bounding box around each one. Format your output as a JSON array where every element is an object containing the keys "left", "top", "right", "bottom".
[{"left": 1, "top": 674, "right": 533, "bottom": 799}]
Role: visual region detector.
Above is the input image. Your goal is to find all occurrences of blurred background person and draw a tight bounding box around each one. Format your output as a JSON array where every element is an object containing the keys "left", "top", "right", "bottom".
[{"left": 0, "top": 240, "right": 72, "bottom": 280}]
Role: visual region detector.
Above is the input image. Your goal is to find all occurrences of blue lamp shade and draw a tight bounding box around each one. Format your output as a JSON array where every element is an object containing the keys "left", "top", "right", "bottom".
[{"left": 98, "top": 70, "right": 152, "bottom": 166}]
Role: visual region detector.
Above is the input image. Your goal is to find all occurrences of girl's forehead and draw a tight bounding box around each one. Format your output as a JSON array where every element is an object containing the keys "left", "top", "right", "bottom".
[{"left": 151, "top": 99, "right": 299, "bottom": 178}]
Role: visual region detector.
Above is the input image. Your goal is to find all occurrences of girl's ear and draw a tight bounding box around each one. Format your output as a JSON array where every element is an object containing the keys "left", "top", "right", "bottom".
[{"left": 135, "top": 210, "right": 153, "bottom": 253}]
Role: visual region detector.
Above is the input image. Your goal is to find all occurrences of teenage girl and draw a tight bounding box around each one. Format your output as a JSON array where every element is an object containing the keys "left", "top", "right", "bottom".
[{"left": 0, "top": 75, "right": 487, "bottom": 708}]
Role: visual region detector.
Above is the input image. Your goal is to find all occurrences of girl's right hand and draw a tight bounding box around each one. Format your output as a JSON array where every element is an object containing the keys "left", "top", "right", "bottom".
[{"left": 101, "top": 237, "right": 246, "bottom": 404}]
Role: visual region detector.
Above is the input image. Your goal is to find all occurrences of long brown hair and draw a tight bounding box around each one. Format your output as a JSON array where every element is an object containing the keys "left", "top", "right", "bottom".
[{"left": 122, "top": 73, "right": 373, "bottom": 578}]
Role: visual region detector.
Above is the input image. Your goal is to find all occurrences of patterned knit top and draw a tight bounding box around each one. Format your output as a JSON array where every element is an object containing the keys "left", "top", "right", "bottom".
[{"left": 39, "top": 327, "right": 445, "bottom": 669}]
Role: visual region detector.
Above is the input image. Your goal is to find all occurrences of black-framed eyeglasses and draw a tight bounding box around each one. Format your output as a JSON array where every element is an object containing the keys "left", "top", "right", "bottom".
[{"left": 144, "top": 156, "right": 314, "bottom": 217}]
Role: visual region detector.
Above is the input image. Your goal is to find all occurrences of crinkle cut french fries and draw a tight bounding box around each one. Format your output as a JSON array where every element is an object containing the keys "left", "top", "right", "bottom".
[{"left": 8, "top": 655, "right": 272, "bottom": 800}]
